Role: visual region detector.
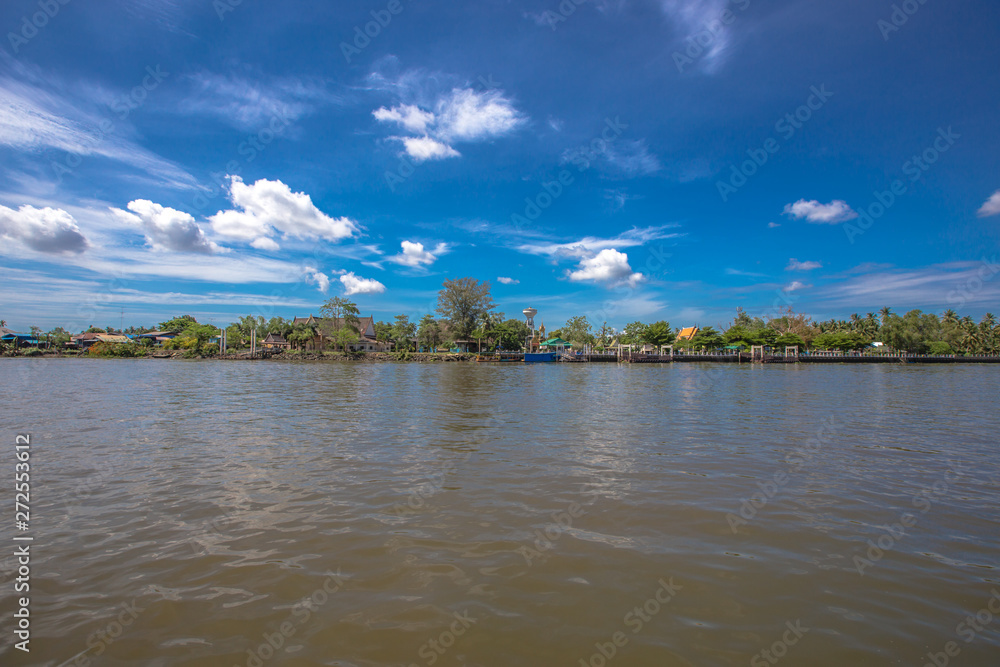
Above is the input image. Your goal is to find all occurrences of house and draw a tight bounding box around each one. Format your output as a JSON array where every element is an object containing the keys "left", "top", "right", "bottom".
[
  {"left": 70, "top": 333, "right": 131, "bottom": 349},
  {"left": 137, "top": 330, "right": 181, "bottom": 346},
  {"left": 1, "top": 332, "right": 42, "bottom": 348},
  {"left": 292, "top": 315, "right": 391, "bottom": 352},
  {"left": 261, "top": 333, "right": 290, "bottom": 350},
  {"left": 676, "top": 326, "right": 699, "bottom": 341}
]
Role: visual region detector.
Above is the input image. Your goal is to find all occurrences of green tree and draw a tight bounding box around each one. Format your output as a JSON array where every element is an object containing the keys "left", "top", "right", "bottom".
[
  {"left": 561, "top": 315, "right": 594, "bottom": 348},
  {"left": 286, "top": 322, "right": 316, "bottom": 349},
  {"left": 620, "top": 321, "right": 649, "bottom": 348},
  {"left": 159, "top": 315, "right": 199, "bottom": 331},
  {"left": 643, "top": 321, "right": 673, "bottom": 348},
  {"left": 436, "top": 278, "right": 496, "bottom": 342},
  {"left": 390, "top": 314, "right": 417, "bottom": 351},
  {"left": 418, "top": 314, "right": 443, "bottom": 351},
  {"left": 319, "top": 297, "right": 360, "bottom": 351},
  {"left": 688, "top": 326, "right": 723, "bottom": 350}
]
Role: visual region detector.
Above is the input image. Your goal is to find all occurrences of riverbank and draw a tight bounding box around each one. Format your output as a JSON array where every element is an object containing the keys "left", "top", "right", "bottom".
[{"left": 4, "top": 349, "right": 1000, "bottom": 363}]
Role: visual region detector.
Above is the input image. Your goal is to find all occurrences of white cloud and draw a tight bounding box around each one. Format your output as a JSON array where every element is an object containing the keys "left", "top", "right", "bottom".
[
  {"left": 517, "top": 225, "right": 680, "bottom": 259},
  {"left": 339, "top": 271, "right": 386, "bottom": 296},
  {"left": 373, "top": 104, "right": 435, "bottom": 134},
  {"left": 600, "top": 140, "right": 662, "bottom": 177},
  {"left": 783, "top": 199, "right": 858, "bottom": 224},
  {"left": 977, "top": 190, "right": 1000, "bottom": 218},
  {"left": 786, "top": 259, "right": 823, "bottom": 272},
  {"left": 768, "top": 222, "right": 781, "bottom": 229},
  {"left": 390, "top": 240, "right": 449, "bottom": 268},
  {"left": 784, "top": 281, "right": 811, "bottom": 292},
  {"left": 305, "top": 268, "right": 330, "bottom": 293},
  {"left": 398, "top": 136, "right": 460, "bottom": 161},
  {"left": 112, "top": 200, "right": 219, "bottom": 254},
  {"left": 498, "top": 277, "right": 520, "bottom": 285},
  {"left": 373, "top": 82, "right": 525, "bottom": 161},
  {"left": 567, "top": 249, "right": 643, "bottom": 288},
  {"left": 209, "top": 176, "right": 358, "bottom": 246},
  {"left": 0, "top": 204, "right": 89, "bottom": 254},
  {"left": 251, "top": 237, "right": 280, "bottom": 251}
]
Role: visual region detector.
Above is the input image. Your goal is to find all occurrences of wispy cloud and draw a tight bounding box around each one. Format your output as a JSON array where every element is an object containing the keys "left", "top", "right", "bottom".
[
  {"left": 497, "top": 276, "right": 520, "bottom": 285},
  {"left": 786, "top": 259, "right": 823, "bottom": 272},
  {"left": 516, "top": 225, "right": 680, "bottom": 259},
  {"left": 179, "top": 71, "right": 342, "bottom": 131}
]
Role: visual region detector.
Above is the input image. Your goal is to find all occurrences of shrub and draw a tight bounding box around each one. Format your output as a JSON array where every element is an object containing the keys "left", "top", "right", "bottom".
[{"left": 87, "top": 341, "right": 145, "bottom": 358}]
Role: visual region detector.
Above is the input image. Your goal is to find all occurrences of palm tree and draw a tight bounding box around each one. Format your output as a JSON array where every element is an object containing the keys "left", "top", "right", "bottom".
[
  {"left": 942, "top": 309, "right": 958, "bottom": 326},
  {"left": 879, "top": 307, "right": 892, "bottom": 326}
]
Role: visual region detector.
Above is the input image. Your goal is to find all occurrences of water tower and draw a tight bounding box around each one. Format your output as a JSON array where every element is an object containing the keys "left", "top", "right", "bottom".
[{"left": 523, "top": 307, "right": 537, "bottom": 331}]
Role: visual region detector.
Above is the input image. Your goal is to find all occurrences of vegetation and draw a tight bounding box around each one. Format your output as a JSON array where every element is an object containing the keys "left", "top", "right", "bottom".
[
  {"left": 436, "top": 278, "right": 496, "bottom": 342},
  {"left": 86, "top": 341, "right": 145, "bottom": 358},
  {"left": 319, "top": 297, "right": 360, "bottom": 351}
]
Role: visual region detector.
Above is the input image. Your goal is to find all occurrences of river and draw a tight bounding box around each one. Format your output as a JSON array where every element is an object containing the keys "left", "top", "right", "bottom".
[{"left": 1, "top": 359, "right": 998, "bottom": 666}]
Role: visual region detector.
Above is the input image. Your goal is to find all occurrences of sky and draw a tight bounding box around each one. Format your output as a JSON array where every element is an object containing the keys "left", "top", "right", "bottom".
[{"left": 1, "top": 0, "right": 998, "bottom": 333}]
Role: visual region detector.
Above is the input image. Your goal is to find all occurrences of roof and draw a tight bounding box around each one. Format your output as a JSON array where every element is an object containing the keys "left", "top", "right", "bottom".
[
  {"left": 139, "top": 330, "right": 180, "bottom": 338},
  {"left": 676, "top": 326, "right": 699, "bottom": 341},
  {"left": 540, "top": 337, "right": 570, "bottom": 346},
  {"left": 96, "top": 334, "right": 131, "bottom": 344},
  {"left": 263, "top": 333, "right": 287, "bottom": 343}
]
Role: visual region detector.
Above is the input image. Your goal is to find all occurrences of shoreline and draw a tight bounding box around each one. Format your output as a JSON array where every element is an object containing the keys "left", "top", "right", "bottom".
[{"left": 4, "top": 350, "right": 1000, "bottom": 364}]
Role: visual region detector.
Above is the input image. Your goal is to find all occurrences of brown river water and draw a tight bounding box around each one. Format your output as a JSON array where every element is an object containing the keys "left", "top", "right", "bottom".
[{"left": 1, "top": 359, "right": 998, "bottom": 666}]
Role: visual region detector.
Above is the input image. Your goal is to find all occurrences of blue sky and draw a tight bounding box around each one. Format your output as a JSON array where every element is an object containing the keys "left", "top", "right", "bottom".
[{"left": 1, "top": 0, "right": 998, "bottom": 332}]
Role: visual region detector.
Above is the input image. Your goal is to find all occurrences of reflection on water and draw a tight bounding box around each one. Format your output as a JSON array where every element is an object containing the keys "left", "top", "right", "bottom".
[{"left": 0, "top": 359, "right": 998, "bottom": 666}]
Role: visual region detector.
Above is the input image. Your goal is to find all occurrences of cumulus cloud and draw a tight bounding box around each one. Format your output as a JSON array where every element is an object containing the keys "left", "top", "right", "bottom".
[
  {"left": 112, "top": 200, "right": 219, "bottom": 254},
  {"left": 304, "top": 268, "right": 330, "bottom": 293},
  {"left": 0, "top": 204, "right": 89, "bottom": 254},
  {"left": 784, "top": 281, "right": 811, "bottom": 292},
  {"left": 398, "top": 136, "right": 460, "bottom": 161},
  {"left": 374, "top": 85, "right": 525, "bottom": 161},
  {"left": 339, "top": 271, "right": 386, "bottom": 296},
  {"left": 209, "top": 176, "right": 358, "bottom": 247},
  {"left": 373, "top": 104, "right": 435, "bottom": 134},
  {"left": 497, "top": 277, "right": 520, "bottom": 285},
  {"left": 567, "top": 249, "right": 643, "bottom": 288},
  {"left": 390, "top": 240, "right": 449, "bottom": 268},
  {"left": 977, "top": 190, "right": 1000, "bottom": 218},
  {"left": 783, "top": 199, "right": 858, "bottom": 224},
  {"left": 786, "top": 258, "right": 822, "bottom": 272}
]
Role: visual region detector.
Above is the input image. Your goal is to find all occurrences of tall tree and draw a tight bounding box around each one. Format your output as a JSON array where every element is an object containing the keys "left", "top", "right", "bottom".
[
  {"left": 561, "top": 315, "right": 594, "bottom": 347},
  {"left": 390, "top": 314, "right": 417, "bottom": 351},
  {"left": 418, "top": 314, "right": 443, "bottom": 351},
  {"left": 436, "top": 278, "right": 496, "bottom": 342},
  {"left": 620, "top": 321, "right": 649, "bottom": 348},
  {"left": 319, "top": 297, "right": 360, "bottom": 351},
  {"left": 643, "top": 321, "right": 673, "bottom": 348}
]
